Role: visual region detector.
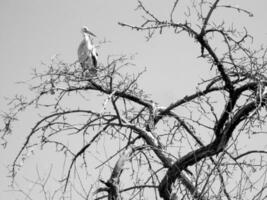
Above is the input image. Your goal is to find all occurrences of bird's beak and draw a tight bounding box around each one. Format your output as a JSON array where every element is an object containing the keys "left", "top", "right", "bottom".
[{"left": 85, "top": 30, "right": 96, "bottom": 37}]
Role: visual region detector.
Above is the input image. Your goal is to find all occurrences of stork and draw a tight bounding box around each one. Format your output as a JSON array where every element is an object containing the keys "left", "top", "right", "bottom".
[{"left": 78, "top": 26, "right": 98, "bottom": 75}]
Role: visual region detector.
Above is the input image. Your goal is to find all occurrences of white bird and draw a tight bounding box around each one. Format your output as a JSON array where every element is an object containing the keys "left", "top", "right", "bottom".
[{"left": 78, "top": 26, "right": 98, "bottom": 75}]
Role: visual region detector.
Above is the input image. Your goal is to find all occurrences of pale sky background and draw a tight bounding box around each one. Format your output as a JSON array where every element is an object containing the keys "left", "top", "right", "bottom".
[{"left": 0, "top": 0, "right": 267, "bottom": 199}]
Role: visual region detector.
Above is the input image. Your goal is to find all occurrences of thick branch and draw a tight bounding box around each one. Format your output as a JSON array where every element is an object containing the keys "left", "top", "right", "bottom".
[
  {"left": 105, "top": 147, "right": 134, "bottom": 200},
  {"left": 159, "top": 98, "right": 261, "bottom": 199},
  {"left": 120, "top": 118, "right": 207, "bottom": 200}
]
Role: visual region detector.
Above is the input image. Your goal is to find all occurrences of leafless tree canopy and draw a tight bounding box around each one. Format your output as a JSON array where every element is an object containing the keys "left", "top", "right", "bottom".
[{"left": 1, "top": 1, "right": 267, "bottom": 200}]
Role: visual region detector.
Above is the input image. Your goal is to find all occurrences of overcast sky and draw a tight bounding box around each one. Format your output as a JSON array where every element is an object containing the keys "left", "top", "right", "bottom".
[{"left": 1, "top": 0, "right": 267, "bottom": 199}]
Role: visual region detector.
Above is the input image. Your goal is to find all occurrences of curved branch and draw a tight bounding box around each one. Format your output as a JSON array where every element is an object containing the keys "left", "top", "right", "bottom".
[
  {"left": 234, "top": 150, "right": 267, "bottom": 160},
  {"left": 95, "top": 146, "right": 134, "bottom": 200},
  {"left": 118, "top": 118, "right": 207, "bottom": 200},
  {"left": 64, "top": 118, "right": 116, "bottom": 191},
  {"left": 12, "top": 109, "right": 98, "bottom": 179},
  {"left": 159, "top": 98, "right": 262, "bottom": 199},
  {"left": 155, "top": 86, "right": 224, "bottom": 123},
  {"left": 66, "top": 80, "right": 152, "bottom": 108},
  {"left": 200, "top": 0, "right": 220, "bottom": 35}
]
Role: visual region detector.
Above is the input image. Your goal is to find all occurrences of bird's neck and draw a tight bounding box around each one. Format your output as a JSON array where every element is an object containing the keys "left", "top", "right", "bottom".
[{"left": 83, "top": 33, "right": 93, "bottom": 49}]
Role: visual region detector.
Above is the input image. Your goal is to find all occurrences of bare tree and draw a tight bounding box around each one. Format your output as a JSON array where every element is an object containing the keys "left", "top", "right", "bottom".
[{"left": 2, "top": 1, "right": 267, "bottom": 200}]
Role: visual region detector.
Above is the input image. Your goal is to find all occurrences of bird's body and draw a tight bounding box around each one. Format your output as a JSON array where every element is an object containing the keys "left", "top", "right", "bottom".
[{"left": 78, "top": 26, "right": 98, "bottom": 75}]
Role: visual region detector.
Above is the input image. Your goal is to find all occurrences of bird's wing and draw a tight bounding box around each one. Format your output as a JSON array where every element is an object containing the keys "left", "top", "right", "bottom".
[
  {"left": 78, "top": 40, "right": 90, "bottom": 63},
  {"left": 91, "top": 47, "right": 98, "bottom": 58},
  {"left": 91, "top": 46, "right": 98, "bottom": 68},
  {"left": 91, "top": 54, "right": 97, "bottom": 68}
]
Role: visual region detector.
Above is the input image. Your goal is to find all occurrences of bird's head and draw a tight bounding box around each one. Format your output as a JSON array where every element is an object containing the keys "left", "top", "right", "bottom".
[{"left": 81, "top": 26, "right": 96, "bottom": 37}]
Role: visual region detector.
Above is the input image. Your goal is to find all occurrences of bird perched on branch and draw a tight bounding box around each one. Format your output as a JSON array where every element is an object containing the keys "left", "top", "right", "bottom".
[{"left": 78, "top": 26, "right": 98, "bottom": 75}]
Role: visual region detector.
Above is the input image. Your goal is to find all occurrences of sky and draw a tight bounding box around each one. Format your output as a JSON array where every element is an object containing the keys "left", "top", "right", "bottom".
[{"left": 0, "top": 0, "right": 267, "bottom": 199}]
